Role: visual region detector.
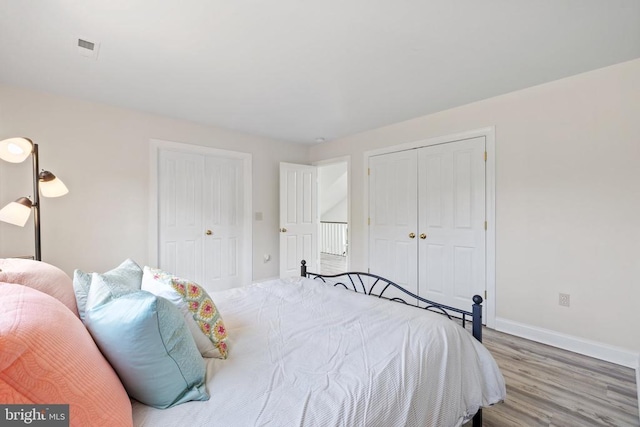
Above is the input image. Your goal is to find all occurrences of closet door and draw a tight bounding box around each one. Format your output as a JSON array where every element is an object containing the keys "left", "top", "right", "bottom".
[
  {"left": 158, "top": 149, "right": 245, "bottom": 291},
  {"left": 159, "top": 150, "right": 205, "bottom": 284},
  {"left": 203, "top": 156, "right": 244, "bottom": 290},
  {"left": 418, "top": 137, "right": 486, "bottom": 313},
  {"left": 369, "top": 150, "right": 418, "bottom": 303}
]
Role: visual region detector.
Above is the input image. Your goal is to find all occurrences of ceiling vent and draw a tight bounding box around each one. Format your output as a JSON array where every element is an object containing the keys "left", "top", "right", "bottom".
[{"left": 77, "top": 38, "right": 100, "bottom": 60}]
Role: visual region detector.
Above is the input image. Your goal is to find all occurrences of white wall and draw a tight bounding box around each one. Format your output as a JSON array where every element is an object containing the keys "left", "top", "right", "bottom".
[
  {"left": 318, "top": 162, "right": 348, "bottom": 222},
  {"left": 322, "top": 198, "right": 347, "bottom": 223},
  {"left": 309, "top": 59, "right": 640, "bottom": 354},
  {"left": 0, "top": 84, "right": 308, "bottom": 280},
  {"left": 2, "top": 59, "right": 638, "bottom": 357}
]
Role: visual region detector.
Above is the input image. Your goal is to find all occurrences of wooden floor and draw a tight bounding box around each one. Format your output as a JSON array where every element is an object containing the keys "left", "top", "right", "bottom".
[
  {"left": 320, "top": 253, "right": 347, "bottom": 275},
  {"left": 464, "top": 327, "right": 639, "bottom": 427}
]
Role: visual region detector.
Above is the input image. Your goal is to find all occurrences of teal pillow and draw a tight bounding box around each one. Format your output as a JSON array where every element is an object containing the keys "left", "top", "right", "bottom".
[
  {"left": 84, "top": 273, "right": 209, "bottom": 408},
  {"left": 73, "top": 259, "right": 142, "bottom": 320}
]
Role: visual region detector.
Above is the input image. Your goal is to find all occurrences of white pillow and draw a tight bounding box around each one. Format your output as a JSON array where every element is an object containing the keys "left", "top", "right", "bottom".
[{"left": 141, "top": 266, "right": 229, "bottom": 359}]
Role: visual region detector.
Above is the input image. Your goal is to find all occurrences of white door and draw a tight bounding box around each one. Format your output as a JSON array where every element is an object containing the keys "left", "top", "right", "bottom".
[
  {"left": 368, "top": 150, "right": 419, "bottom": 304},
  {"left": 202, "top": 156, "right": 244, "bottom": 290},
  {"left": 418, "top": 137, "right": 486, "bottom": 313},
  {"left": 279, "top": 162, "right": 317, "bottom": 278},
  {"left": 158, "top": 149, "right": 205, "bottom": 283},
  {"left": 159, "top": 149, "right": 245, "bottom": 291}
]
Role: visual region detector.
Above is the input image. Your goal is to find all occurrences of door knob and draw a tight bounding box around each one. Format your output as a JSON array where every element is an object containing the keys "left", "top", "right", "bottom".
[
  {"left": 420, "top": 233, "right": 427, "bottom": 239},
  {"left": 205, "top": 229, "right": 213, "bottom": 235},
  {"left": 409, "top": 232, "right": 416, "bottom": 239},
  {"left": 280, "top": 228, "right": 287, "bottom": 233}
]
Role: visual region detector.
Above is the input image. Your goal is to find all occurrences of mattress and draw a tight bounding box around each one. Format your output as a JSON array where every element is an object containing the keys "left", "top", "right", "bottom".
[{"left": 132, "top": 277, "right": 505, "bottom": 427}]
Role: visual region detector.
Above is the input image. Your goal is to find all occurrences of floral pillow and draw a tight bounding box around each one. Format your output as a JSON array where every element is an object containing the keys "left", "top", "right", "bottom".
[{"left": 141, "top": 267, "right": 228, "bottom": 359}]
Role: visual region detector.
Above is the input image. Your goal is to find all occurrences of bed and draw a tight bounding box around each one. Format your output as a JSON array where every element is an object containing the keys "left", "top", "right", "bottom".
[
  {"left": 0, "top": 258, "right": 505, "bottom": 427},
  {"left": 132, "top": 261, "right": 505, "bottom": 427}
]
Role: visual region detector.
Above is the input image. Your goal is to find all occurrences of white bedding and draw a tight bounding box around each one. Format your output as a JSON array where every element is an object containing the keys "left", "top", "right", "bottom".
[{"left": 132, "top": 277, "right": 505, "bottom": 427}]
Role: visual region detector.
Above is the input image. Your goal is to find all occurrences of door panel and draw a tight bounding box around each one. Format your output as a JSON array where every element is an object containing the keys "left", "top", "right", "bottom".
[
  {"left": 418, "top": 137, "right": 486, "bottom": 313},
  {"left": 159, "top": 150, "right": 204, "bottom": 284},
  {"left": 280, "top": 163, "right": 318, "bottom": 277},
  {"left": 369, "top": 150, "right": 418, "bottom": 304},
  {"left": 425, "top": 243, "right": 445, "bottom": 293},
  {"left": 454, "top": 150, "right": 473, "bottom": 228},
  {"left": 453, "top": 245, "right": 473, "bottom": 298},
  {"left": 203, "top": 156, "right": 244, "bottom": 290}
]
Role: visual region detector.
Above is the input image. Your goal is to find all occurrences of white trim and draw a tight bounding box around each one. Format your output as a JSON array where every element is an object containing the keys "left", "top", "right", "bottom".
[
  {"left": 364, "top": 126, "right": 495, "bottom": 157},
  {"left": 148, "top": 138, "right": 253, "bottom": 284},
  {"left": 484, "top": 129, "right": 496, "bottom": 329},
  {"left": 362, "top": 127, "right": 496, "bottom": 327},
  {"left": 496, "top": 317, "right": 640, "bottom": 369},
  {"left": 362, "top": 154, "right": 370, "bottom": 275},
  {"left": 148, "top": 141, "right": 160, "bottom": 266}
]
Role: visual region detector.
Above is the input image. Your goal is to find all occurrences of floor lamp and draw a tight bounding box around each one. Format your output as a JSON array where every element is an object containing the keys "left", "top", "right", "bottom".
[{"left": 0, "top": 137, "right": 69, "bottom": 261}]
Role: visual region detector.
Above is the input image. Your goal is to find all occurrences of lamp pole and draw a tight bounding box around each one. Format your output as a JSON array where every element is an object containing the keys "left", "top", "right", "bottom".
[
  {"left": 30, "top": 141, "right": 41, "bottom": 261},
  {"left": 0, "top": 137, "right": 67, "bottom": 261}
]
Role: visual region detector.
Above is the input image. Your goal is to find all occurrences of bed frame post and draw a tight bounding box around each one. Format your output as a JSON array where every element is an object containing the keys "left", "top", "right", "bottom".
[
  {"left": 300, "top": 260, "right": 307, "bottom": 277},
  {"left": 472, "top": 294, "right": 484, "bottom": 427},
  {"left": 472, "top": 409, "right": 482, "bottom": 426},
  {"left": 472, "top": 295, "right": 483, "bottom": 343}
]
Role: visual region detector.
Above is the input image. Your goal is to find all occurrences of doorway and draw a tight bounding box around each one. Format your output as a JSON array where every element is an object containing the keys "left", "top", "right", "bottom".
[
  {"left": 278, "top": 157, "right": 350, "bottom": 278},
  {"left": 317, "top": 160, "right": 349, "bottom": 275}
]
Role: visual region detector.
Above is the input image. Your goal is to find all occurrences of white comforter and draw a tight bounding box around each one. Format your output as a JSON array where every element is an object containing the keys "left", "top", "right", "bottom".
[{"left": 132, "top": 277, "right": 505, "bottom": 427}]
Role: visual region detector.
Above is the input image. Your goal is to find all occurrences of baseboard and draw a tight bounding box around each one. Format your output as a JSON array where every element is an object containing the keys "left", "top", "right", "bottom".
[
  {"left": 496, "top": 318, "right": 640, "bottom": 421},
  {"left": 494, "top": 317, "right": 639, "bottom": 369}
]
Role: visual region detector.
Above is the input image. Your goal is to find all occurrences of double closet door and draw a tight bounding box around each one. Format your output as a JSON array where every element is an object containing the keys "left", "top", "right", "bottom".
[
  {"left": 158, "top": 149, "right": 245, "bottom": 292},
  {"left": 369, "top": 137, "right": 486, "bottom": 313}
]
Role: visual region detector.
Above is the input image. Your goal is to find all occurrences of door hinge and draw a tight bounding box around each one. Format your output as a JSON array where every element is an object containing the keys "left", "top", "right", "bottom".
[
  {"left": 484, "top": 290, "right": 487, "bottom": 299},
  {"left": 368, "top": 217, "right": 371, "bottom": 225},
  {"left": 368, "top": 168, "right": 370, "bottom": 176},
  {"left": 484, "top": 221, "right": 487, "bottom": 230},
  {"left": 368, "top": 268, "right": 370, "bottom": 273},
  {"left": 484, "top": 151, "right": 487, "bottom": 162}
]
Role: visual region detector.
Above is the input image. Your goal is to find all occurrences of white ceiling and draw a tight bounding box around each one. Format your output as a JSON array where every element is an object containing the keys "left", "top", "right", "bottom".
[{"left": 1, "top": 1, "right": 639, "bottom": 144}]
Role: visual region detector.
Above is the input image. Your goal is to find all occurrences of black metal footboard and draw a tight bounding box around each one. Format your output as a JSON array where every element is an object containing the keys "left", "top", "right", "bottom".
[
  {"left": 300, "top": 260, "right": 483, "bottom": 341},
  {"left": 300, "top": 260, "right": 484, "bottom": 427}
]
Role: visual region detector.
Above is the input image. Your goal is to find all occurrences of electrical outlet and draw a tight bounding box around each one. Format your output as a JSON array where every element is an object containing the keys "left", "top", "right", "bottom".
[{"left": 559, "top": 293, "right": 570, "bottom": 307}]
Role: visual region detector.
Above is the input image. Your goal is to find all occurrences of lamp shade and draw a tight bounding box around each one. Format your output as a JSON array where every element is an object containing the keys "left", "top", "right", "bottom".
[
  {"left": 0, "top": 137, "right": 33, "bottom": 163},
  {"left": 0, "top": 197, "right": 33, "bottom": 227},
  {"left": 39, "top": 171, "right": 69, "bottom": 198}
]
